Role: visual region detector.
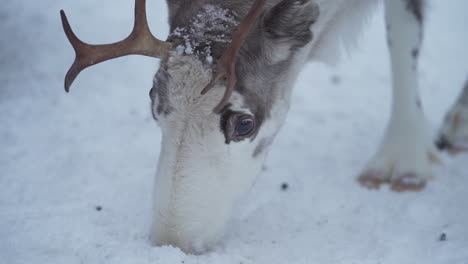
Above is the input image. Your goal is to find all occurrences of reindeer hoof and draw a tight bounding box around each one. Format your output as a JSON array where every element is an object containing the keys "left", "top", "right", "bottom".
[
  {"left": 358, "top": 145, "right": 437, "bottom": 192},
  {"left": 357, "top": 171, "right": 386, "bottom": 190},
  {"left": 391, "top": 173, "right": 427, "bottom": 192},
  {"left": 358, "top": 170, "right": 427, "bottom": 192}
]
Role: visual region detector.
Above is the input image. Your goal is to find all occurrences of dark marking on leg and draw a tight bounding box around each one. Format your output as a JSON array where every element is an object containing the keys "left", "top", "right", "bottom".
[
  {"left": 416, "top": 98, "right": 422, "bottom": 109},
  {"left": 412, "top": 47, "right": 419, "bottom": 59},
  {"left": 387, "top": 37, "right": 392, "bottom": 47},
  {"left": 405, "top": 0, "right": 424, "bottom": 23},
  {"left": 412, "top": 48, "right": 420, "bottom": 70}
]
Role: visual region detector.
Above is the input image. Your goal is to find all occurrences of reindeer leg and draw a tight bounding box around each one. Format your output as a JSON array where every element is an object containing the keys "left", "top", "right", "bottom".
[
  {"left": 358, "top": 0, "right": 439, "bottom": 191},
  {"left": 437, "top": 77, "right": 468, "bottom": 154}
]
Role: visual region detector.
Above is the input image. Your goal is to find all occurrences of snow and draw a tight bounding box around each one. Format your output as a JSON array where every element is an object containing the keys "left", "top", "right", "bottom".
[
  {"left": 1, "top": 0, "right": 468, "bottom": 264},
  {"left": 169, "top": 4, "right": 237, "bottom": 57}
]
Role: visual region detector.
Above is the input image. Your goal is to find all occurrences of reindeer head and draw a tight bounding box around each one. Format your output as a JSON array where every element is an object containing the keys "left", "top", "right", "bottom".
[{"left": 61, "top": 0, "right": 318, "bottom": 253}]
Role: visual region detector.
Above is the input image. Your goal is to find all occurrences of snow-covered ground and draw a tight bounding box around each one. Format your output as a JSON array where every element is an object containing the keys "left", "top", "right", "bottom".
[{"left": 1, "top": 0, "right": 467, "bottom": 263}]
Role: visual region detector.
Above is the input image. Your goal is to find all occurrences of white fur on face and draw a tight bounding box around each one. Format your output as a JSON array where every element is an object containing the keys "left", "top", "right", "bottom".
[{"left": 150, "top": 53, "right": 289, "bottom": 253}]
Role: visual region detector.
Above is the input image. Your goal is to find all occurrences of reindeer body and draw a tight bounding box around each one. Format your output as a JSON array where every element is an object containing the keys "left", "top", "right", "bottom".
[{"left": 61, "top": 0, "right": 468, "bottom": 254}]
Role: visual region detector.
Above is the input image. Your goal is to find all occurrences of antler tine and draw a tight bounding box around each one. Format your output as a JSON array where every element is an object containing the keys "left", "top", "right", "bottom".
[
  {"left": 60, "top": 0, "right": 172, "bottom": 92},
  {"left": 134, "top": 0, "right": 151, "bottom": 36},
  {"left": 201, "top": 0, "right": 267, "bottom": 113},
  {"left": 60, "top": 10, "right": 85, "bottom": 51},
  {"left": 61, "top": 10, "right": 93, "bottom": 91}
]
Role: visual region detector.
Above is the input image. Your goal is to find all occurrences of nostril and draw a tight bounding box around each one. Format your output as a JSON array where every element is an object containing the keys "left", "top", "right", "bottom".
[{"left": 436, "top": 135, "right": 452, "bottom": 150}]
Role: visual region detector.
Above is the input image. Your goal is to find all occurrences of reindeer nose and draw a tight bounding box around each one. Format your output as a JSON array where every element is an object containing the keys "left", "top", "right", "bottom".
[{"left": 435, "top": 135, "right": 452, "bottom": 150}]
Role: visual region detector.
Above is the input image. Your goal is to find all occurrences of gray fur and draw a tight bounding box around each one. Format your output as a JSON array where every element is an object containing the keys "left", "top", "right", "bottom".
[{"left": 152, "top": 67, "right": 173, "bottom": 116}]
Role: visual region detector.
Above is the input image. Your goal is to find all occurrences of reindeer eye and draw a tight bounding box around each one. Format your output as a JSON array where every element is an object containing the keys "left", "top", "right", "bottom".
[
  {"left": 235, "top": 115, "right": 255, "bottom": 136},
  {"left": 220, "top": 111, "right": 258, "bottom": 144}
]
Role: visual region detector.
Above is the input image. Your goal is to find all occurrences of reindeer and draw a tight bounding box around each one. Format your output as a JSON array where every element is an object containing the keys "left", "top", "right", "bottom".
[{"left": 60, "top": 0, "right": 468, "bottom": 254}]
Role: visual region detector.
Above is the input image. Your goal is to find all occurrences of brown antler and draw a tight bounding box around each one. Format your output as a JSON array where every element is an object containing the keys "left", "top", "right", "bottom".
[
  {"left": 60, "top": 0, "right": 172, "bottom": 92},
  {"left": 201, "top": 0, "right": 267, "bottom": 113}
]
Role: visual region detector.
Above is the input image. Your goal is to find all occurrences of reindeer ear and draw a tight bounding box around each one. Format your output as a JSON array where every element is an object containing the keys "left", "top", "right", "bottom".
[
  {"left": 237, "top": 0, "right": 318, "bottom": 66},
  {"left": 263, "top": 0, "right": 318, "bottom": 49}
]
